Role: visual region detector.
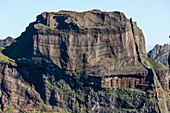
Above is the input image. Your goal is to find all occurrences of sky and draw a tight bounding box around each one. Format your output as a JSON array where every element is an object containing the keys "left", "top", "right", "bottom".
[{"left": 0, "top": 0, "right": 170, "bottom": 51}]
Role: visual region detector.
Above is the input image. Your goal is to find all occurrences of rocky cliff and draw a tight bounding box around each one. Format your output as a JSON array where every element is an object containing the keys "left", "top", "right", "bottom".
[
  {"left": 0, "top": 10, "right": 169, "bottom": 113},
  {"left": 148, "top": 44, "right": 170, "bottom": 68}
]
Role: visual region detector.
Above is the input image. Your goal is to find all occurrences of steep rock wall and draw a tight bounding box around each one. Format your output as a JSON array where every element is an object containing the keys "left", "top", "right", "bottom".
[{"left": 4, "top": 10, "right": 147, "bottom": 76}]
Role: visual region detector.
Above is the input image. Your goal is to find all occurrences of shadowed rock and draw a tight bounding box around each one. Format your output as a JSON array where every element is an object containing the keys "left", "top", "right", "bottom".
[{"left": 0, "top": 36, "right": 14, "bottom": 47}]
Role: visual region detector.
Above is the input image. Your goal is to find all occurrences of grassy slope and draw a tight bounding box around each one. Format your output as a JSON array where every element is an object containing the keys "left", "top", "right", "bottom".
[
  {"left": 141, "top": 56, "right": 167, "bottom": 70},
  {"left": 0, "top": 47, "right": 16, "bottom": 65}
]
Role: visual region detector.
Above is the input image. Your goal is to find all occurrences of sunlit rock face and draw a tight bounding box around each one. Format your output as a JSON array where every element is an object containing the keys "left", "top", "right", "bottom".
[
  {"left": 148, "top": 44, "right": 170, "bottom": 68},
  {"left": 4, "top": 9, "right": 147, "bottom": 76}
]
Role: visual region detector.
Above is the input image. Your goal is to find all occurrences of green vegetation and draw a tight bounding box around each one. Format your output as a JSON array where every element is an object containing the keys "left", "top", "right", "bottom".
[
  {"left": 0, "top": 47, "right": 16, "bottom": 65},
  {"left": 52, "top": 107, "right": 70, "bottom": 113},
  {"left": 41, "top": 104, "right": 52, "bottom": 112},
  {"left": 115, "top": 88, "right": 147, "bottom": 109},
  {"left": 4, "top": 105, "right": 14, "bottom": 113},
  {"left": 2, "top": 82, "right": 157, "bottom": 112},
  {"left": 141, "top": 56, "right": 167, "bottom": 69}
]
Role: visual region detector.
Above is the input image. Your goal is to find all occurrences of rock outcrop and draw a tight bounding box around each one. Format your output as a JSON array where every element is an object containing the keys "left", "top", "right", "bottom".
[
  {"left": 148, "top": 44, "right": 170, "bottom": 68},
  {"left": 4, "top": 10, "right": 148, "bottom": 79},
  {"left": 0, "top": 36, "right": 14, "bottom": 47},
  {"left": 0, "top": 10, "right": 169, "bottom": 112}
]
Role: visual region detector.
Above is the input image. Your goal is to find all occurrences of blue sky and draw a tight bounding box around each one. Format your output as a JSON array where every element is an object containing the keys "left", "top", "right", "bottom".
[{"left": 0, "top": 0, "right": 170, "bottom": 51}]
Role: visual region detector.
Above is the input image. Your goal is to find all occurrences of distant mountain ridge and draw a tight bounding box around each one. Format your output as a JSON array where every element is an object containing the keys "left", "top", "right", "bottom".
[
  {"left": 0, "top": 36, "right": 14, "bottom": 47},
  {"left": 148, "top": 44, "right": 170, "bottom": 68}
]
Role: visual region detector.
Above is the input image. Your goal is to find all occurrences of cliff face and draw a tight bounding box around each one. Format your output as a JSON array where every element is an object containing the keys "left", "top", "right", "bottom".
[
  {"left": 4, "top": 10, "right": 147, "bottom": 75},
  {"left": 148, "top": 44, "right": 170, "bottom": 68},
  {"left": 0, "top": 10, "right": 169, "bottom": 112}
]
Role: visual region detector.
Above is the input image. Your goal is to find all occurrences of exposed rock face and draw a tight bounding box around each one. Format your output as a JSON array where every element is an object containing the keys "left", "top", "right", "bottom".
[
  {"left": 0, "top": 10, "right": 169, "bottom": 112},
  {"left": 148, "top": 44, "right": 170, "bottom": 68},
  {"left": 0, "top": 62, "right": 44, "bottom": 111},
  {"left": 4, "top": 10, "right": 147, "bottom": 75},
  {"left": 0, "top": 36, "right": 14, "bottom": 47}
]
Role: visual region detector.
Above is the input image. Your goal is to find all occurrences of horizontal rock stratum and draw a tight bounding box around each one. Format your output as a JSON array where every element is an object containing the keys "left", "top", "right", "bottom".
[{"left": 0, "top": 10, "right": 170, "bottom": 112}]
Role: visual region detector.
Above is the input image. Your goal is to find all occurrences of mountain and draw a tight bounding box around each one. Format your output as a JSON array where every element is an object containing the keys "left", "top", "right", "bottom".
[
  {"left": 0, "top": 10, "right": 169, "bottom": 113},
  {"left": 0, "top": 36, "right": 14, "bottom": 47},
  {"left": 148, "top": 44, "right": 170, "bottom": 68}
]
